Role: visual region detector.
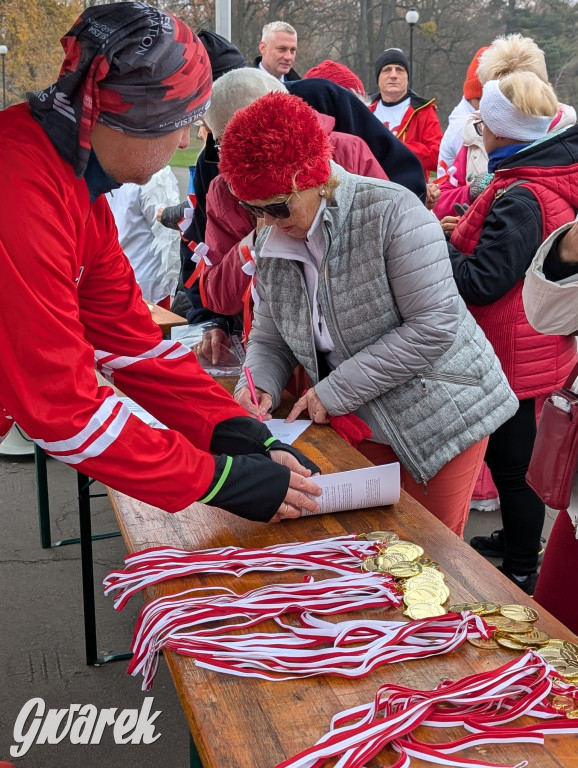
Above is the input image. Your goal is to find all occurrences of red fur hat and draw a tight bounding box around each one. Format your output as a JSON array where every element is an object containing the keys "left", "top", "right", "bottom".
[
  {"left": 218, "top": 91, "right": 333, "bottom": 200},
  {"left": 304, "top": 60, "right": 365, "bottom": 96}
]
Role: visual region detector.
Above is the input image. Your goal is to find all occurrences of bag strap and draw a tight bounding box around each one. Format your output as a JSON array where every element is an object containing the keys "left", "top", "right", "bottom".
[{"left": 563, "top": 359, "right": 578, "bottom": 390}]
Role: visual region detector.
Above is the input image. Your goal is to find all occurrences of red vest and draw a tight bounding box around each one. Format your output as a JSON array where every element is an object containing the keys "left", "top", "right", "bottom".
[{"left": 451, "top": 169, "right": 576, "bottom": 399}]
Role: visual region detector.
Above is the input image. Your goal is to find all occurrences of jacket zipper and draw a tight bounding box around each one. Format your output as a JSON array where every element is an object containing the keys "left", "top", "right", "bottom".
[
  {"left": 289, "top": 261, "right": 320, "bottom": 383},
  {"left": 417, "top": 372, "right": 478, "bottom": 392},
  {"left": 320, "top": 234, "right": 428, "bottom": 490}
]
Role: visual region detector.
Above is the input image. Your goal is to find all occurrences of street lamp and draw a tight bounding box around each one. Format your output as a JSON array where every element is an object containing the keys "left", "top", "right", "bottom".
[
  {"left": 405, "top": 7, "right": 419, "bottom": 90},
  {"left": 0, "top": 45, "right": 7, "bottom": 109}
]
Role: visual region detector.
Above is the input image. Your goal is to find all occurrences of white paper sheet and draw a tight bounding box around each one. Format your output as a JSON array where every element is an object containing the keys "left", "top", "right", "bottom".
[
  {"left": 266, "top": 419, "right": 313, "bottom": 445},
  {"left": 119, "top": 397, "right": 167, "bottom": 430},
  {"left": 302, "top": 462, "right": 400, "bottom": 516}
]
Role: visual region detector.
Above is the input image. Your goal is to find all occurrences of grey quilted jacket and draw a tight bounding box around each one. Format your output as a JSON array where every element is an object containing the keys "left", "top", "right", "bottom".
[{"left": 237, "top": 163, "right": 518, "bottom": 484}]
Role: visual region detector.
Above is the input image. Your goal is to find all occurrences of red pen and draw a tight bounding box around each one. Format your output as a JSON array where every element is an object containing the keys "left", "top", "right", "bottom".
[{"left": 243, "top": 365, "right": 264, "bottom": 423}]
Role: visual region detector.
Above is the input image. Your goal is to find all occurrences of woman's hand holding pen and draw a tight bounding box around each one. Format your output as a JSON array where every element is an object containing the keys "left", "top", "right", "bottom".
[{"left": 235, "top": 385, "right": 273, "bottom": 420}]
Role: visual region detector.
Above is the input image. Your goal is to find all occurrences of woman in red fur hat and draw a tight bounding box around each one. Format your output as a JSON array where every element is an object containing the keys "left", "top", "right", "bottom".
[{"left": 218, "top": 90, "right": 518, "bottom": 537}]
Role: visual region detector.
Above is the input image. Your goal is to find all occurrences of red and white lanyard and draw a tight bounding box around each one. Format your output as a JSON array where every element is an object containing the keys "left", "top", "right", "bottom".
[
  {"left": 103, "top": 535, "right": 382, "bottom": 610},
  {"left": 129, "top": 600, "right": 487, "bottom": 690},
  {"left": 273, "top": 652, "right": 578, "bottom": 768},
  {"left": 127, "top": 572, "right": 402, "bottom": 688}
]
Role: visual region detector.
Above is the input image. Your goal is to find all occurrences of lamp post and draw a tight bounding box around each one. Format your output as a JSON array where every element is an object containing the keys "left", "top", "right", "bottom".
[
  {"left": 0, "top": 45, "right": 7, "bottom": 109},
  {"left": 405, "top": 7, "right": 419, "bottom": 90}
]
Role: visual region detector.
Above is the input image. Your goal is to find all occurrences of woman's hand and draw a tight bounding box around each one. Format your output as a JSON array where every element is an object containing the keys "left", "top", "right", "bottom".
[
  {"left": 269, "top": 470, "right": 321, "bottom": 522},
  {"left": 235, "top": 385, "right": 273, "bottom": 421},
  {"left": 440, "top": 215, "right": 460, "bottom": 234},
  {"left": 425, "top": 182, "right": 441, "bottom": 210},
  {"left": 194, "top": 328, "right": 230, "bottom": 365},
  {"left": 559, "top": 222, "right": 578, "bottom": 264},
  {"left": 286, "top": 387, "right": 329, "bottom": 424}
]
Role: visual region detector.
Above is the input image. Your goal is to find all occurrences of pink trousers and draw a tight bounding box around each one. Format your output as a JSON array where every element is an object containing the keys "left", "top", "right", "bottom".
[{"left": 357, "top": 438, "right": 488, "bottom": 537}]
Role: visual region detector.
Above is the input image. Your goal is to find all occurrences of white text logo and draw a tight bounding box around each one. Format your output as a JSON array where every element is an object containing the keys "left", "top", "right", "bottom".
[{"left": 11, "top": 697, "right": 161, "bottom": 757}]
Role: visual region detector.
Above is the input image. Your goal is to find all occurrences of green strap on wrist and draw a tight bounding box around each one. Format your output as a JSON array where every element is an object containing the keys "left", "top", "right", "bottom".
[
  {"left": 264, "top": 436, "right": 280, "bottom": 451},
  {"left": 199, "top": 455, "right": 233, "bottom": 503}
]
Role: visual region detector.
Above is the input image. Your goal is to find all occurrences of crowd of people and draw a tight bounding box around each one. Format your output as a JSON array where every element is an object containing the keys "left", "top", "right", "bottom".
[{"left": 1, "top": 2, "right": 578, "bottom": 635}]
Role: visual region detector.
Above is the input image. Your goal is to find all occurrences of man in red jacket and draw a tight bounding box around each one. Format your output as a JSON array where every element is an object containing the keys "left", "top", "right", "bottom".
[
  {"left": 0, "top": 3, "right": 320, "bottom": 523},
  {"left": 369, "top": 48, "right": 442, "bottom": 179}
]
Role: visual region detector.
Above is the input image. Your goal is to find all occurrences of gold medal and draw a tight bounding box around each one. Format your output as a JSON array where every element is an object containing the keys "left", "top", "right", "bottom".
[
  {"left": 388, "top": 561, "right": 423, "bottom": 579},
  {"left": 412, "top": 568, "right": 446, "bottom": 583},
  {"left": 360, "top": 557, "right": 378, "bottom": 572},
  {"left": 477, "top": 602, "right": 501, "bottom": 615},
  {"left": 503, "top": 620, "right": 534, "bottom": 634},
  {"left": 500, "top": 604, "right": 539, "bottom": 622},
  {"left": 375, "top": 552, "right": 406, "bottom": 569},
  {"left": 403, "top": 588, "right": 442, "bottom": 606},
  {"left": 495, "top": 634, "right": 526, "bottom": 651},
  {"left": 385, "top": 542, "right": 424, "bottom": 561},
  {"left": 552, "top": 696, "right": 575, "bottom": 712},
  {"left": 486, "top": 615, "right": 515, "bottom": 631},
  {"left": 404, "top": 602, "right": 446, "bottom": 620},
  {"left": 468, "top": 636, "right": 500, "bottom": 650},
  {"left": 512, "top": 628, "right": 550, "bottom": 647},
  {"left": 448, "top": 602, "right": 486, "bottom": 614},
  {"left": 363, "top": 531, "right": 400, "bottom": 542}
]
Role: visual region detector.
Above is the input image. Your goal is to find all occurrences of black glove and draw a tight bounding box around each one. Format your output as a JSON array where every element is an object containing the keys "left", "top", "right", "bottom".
[
  {"left": 198, "top": 454, "right": 289, "bottom": 522},
  {"left": 210, "top": 416, "right": 320, "bottom": 475}
]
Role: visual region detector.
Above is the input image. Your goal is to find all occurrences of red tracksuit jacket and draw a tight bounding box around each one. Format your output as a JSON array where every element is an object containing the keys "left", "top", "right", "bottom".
[{"left": 0, "top": 103, "right": 249, "bottom": 513}]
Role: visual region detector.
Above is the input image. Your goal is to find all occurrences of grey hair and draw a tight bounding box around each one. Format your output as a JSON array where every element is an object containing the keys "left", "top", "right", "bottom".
[{"left": 261, "top": 21, "right": 297, "bottom": 43}]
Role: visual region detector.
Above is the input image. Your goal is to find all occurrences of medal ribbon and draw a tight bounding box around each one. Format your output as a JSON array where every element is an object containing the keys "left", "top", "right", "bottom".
[
  {"left": 273, "top": 652, "right": 578, "bottom": 768},
  {"left": 177, "top": 193, "right": 197, "bottom": 235},
  {"left": 435, "top": 160, "right": 458, "bottom": 186},
  {"left": 127, "top": 572, "right": 402, "bottom": 688},
  {"left": 240, "top": 245, "right": 259, "bottom": 343},
  {"left": 103, "top": 535, "right": 381, "bottom": 610},
  {"left": 183, "top": 241, "right": 211, "bottom": 301}
]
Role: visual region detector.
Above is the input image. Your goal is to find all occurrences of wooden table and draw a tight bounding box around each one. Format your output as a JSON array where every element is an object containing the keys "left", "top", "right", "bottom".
[
  {"left": 146, "top": 301, "right": 188, "bottom": 336},
  {"left": 108, "top": 423, "right": 578, "bottom": 768}
]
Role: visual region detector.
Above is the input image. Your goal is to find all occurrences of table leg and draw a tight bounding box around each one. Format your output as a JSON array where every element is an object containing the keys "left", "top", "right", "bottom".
[
  {"left": 190, "top": 733, "right": 204, "bottom": 768},
  {"left": 35, "top": 445, "right": 52, "bottom": 548},
  {"left": 77, "top": 472, "right": 132, "bottom": 666}
]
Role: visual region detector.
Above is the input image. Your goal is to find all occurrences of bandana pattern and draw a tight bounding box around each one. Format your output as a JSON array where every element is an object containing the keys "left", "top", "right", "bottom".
[{"left": 27, "top": 2, "right": 211, "bottom": 177}]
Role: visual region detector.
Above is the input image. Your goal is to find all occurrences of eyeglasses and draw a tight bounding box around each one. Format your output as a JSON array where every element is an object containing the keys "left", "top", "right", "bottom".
[
  {"left": 238, "top": 193, "right": 294, "bottom": 220},
  {"left": 473, "top": 120, "right": 485, "bottom": 137}
]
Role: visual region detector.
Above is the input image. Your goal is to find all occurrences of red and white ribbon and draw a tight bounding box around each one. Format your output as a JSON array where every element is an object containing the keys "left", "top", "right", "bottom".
[
  {"left": 127, "top": 572, "right": 403, "bottom": 688},
  {"left": 103, "top": 535, "right": 382, "bottom": 610},
  {"left": 177, "top": 193, "right": 196, "bottom": 234},
  {"left": 240, "top": 245, "right": 259, "bottom": 342},
  {"left": 435, "top": 160, "right": 458, "bottom": 186},
  {"left": 273, "top": 652, "right": 578, "bottom": 768},
  {"left": 184, "top": 241, "right": 212, "bottom": 302}
]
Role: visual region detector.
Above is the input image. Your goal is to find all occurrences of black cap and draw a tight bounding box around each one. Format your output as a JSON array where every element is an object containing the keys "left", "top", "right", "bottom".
[
  {"left": 197, "top": 29, "right": 245, "bottom": 81},
  {"left": 375, "top": 48, "right": 410, "bottom": 83}
]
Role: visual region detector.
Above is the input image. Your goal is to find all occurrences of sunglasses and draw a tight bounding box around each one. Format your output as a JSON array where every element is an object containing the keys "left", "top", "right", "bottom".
[
  {"left": 238, "top": 193, "right": 294, "bottom": 220},
  {"left": 473, "top": 120, "right": 485, "bottom": 137}
]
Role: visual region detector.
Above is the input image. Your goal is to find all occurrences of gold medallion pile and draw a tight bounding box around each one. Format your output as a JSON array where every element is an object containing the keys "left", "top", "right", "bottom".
[
  {"left": 444, "top": 601, "right": 552, "bottom": 653},
  {"left": 359, "top": 532, "right": 448, "bottom": 619},
  {"left": 537, "top": 639, "right": 578, "bottom": 682}
]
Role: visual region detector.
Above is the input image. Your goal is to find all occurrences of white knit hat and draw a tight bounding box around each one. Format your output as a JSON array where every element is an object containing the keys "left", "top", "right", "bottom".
[
  {"left": 203, "top": 68, "right": 288, "bottom": 139},
  {"left": 480, "top": 79, "right": 553, "bottom": 142}
]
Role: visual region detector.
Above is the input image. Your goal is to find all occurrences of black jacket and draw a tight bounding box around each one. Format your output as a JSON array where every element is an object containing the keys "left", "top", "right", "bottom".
[{"left": 252, "top": 55, "right": 300, "bottom": 81}]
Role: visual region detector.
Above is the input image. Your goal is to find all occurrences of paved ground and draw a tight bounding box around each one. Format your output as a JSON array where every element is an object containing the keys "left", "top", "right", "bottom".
[{"left": 0, "top": 445, "right": 559, "bottom": 767}]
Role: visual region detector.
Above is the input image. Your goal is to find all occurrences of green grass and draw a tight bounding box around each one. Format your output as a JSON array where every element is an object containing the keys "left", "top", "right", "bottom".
[{"left": 169, "top": 147, "right": 201, "bottom": 167}]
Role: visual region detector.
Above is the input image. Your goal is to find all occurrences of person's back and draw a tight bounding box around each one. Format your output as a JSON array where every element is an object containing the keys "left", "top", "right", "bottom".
[{"left": 106, "top": 166, "right": 181, "bottom": 307}]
